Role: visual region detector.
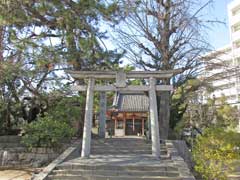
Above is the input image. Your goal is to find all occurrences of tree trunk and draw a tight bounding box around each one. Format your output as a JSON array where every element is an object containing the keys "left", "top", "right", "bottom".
[
  {"left": 157, "top": 76, "right": 171, "bottom": 140},
  {"left": 158, "top": 91, "right": 170, "bottom": 140},
  {"left": 0, "top": 26, "right": 4, "bottom": 61},
  {"left": 6, "top": 103, "right": 11, "bottom": 133}
]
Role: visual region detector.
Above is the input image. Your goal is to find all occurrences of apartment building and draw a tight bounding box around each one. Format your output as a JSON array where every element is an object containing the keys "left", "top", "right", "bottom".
[
  {"left": 228, "top": 0, "right": 240, "bottom": 107},
  {"left": 203, "top": 0, "right": 240, "bottom": 109}
]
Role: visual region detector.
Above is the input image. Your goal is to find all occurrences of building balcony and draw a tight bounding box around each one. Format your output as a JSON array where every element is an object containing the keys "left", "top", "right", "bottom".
[
  {"left": 212, "top": 78, "right": 236, "bottom": 86},
  {"left": 214, "top": 87, "right": 237, "bottom": 96},
  {"left": 232, "top": 30, "right": 240, "bottom": 42},
  {"left": 229, "top": 13, "right": 240, "bottom": 27},
  {"left": 233, "top": 47, "right": 240, "bottom": 57}
]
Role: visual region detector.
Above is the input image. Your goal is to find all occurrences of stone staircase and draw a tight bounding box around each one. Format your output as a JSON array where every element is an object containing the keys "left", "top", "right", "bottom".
[{"left": 46, "top": 138, "right": 195, "bottom": 180}]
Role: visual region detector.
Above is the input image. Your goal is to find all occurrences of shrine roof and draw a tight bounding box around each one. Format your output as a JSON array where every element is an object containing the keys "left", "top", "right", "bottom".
[{"left": 114, "top": 92, "right": 149, "bottom": 112}]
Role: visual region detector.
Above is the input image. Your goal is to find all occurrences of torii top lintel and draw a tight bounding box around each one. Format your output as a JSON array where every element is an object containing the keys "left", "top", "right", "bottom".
[{"left": 66, "top": 69, "right": 181, "bottom": 80}]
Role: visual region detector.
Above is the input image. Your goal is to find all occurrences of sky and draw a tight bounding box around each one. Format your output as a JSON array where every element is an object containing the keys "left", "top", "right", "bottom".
[{"left": 205, "top": 0, "right": 233, "bottom": 49}]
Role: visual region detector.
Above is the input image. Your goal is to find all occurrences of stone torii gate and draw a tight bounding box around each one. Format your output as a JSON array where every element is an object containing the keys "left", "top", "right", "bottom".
[{"left": 67, "top": 70, "right": 175, "bottom": 159}]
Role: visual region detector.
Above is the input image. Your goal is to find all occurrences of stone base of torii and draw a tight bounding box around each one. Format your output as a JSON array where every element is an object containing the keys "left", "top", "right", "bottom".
[{"left": 67, "top": 70, "right": 178, "bottom": 159}]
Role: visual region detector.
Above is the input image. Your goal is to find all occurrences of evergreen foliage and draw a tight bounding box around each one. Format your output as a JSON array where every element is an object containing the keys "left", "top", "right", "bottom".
[
  {"left": 22, "top": 114, "right": 75, "bottom": 149},
  {"left": 193, "top": 128, "right": 240, "bottom": 180}
]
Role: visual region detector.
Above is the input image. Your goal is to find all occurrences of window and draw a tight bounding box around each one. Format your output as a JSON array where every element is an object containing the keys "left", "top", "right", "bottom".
[
  {"left": 233, "top": 23, "right": 240, "bottom": 32},
  {"left": 226, "top": 95, "right": 237, "bottom": 100},
  {"left": 232, "top": 6, "right": 240, "bottom": 16},
  {"left": 216, "top": 83, "right": 235, "bottom": 90},
  {"left": 236, "top": 57, "right": 240, "bottom": 65},
  {"left": 116, "top": 120, "right": 124, "bottom": 129},
  {"left": 234, "top": 40, "right": 240, "bottom": 48},
  {"left": 221, "top": 59, "right": 232, "bottom": 66}
]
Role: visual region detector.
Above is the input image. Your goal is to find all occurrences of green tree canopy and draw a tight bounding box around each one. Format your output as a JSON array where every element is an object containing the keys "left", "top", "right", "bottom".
[{"left": 0, "top": 0, "right": 124, "bottom": 133}]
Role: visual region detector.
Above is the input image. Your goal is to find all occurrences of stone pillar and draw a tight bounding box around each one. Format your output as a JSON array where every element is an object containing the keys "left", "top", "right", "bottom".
[
  {"left": 148, "top": 114, "right": 151, "bottom": 140},
  {"left": 81, "top": 78, "right": 95, "bottom": 158},
  {"left": 149, "top": 77, "right": 161, "bottom": 159},
  {"left": 133, "top": 116, "right": 135, "bottom": 132},
  {"left": 115, "top": 119, "right": 117, "bottom": 129},
  {"left": 159, "top": 91, "right": 170, "bottom": 140},
  {"left": 123, "top": 113, "right": 126, "bottom": 136},
  {"left": 99, "top": 92, "right": 107, "bottom": 138},
  {"left": 142, "top": 119, "right": 144, "bottom": 136}
]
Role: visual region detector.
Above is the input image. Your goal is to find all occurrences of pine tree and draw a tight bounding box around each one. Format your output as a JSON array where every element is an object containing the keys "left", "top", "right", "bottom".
[{"left": 0, "top": 0, "right": 124, "bottom": 133}]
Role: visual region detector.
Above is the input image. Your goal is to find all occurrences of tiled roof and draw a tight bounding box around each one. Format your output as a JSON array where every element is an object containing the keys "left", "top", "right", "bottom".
[{"left": 115, "top": 93, "right": 149, "bottom": 112}]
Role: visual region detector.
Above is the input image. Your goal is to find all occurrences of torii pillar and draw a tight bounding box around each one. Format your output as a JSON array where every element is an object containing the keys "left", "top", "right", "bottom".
[
  {"left": 81, "top": 78, "right": 95, "bottom": 158},
  {"left": 149, "top": 77, "right": 161, "bottom": 158},
  {"left": 99, "top": 92, "right": 107, "bottom": 138}
]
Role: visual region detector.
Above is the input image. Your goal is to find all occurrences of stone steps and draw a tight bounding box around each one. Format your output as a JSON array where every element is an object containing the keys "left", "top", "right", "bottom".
[
  {"left": 91, "top": 143, "right": 166, "bottom": 147},
  {"left": 91, "top": 144, "right": 155, "bottom": 147},
  {"left": 46, "top": 138, "right": 195, "bottom": 180},
  {"left": 90, "top": 139, "right": 168, "bottom": 156},
  {"left": 90, "top": 150, "right": 168, "bottom": 155},
  {"left": 47, "top": 174, "right": 190, "bottom": 180},
  {"left": 51, "top": 169, "right": 180, "bottom": 177},
  {"left": 91, "top": 144, "right": 157, "bottom": 148},
  {"left": 90, "top": 147, "right": 168, "bottom": 152},
  {"left": 57, "top": 163, "right": 179, "bottom": 171}
]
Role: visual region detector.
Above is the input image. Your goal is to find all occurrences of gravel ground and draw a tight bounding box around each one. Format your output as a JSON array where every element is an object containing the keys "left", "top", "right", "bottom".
[{"left": 0, "top": 169, "right": 33, "bottom": 180}]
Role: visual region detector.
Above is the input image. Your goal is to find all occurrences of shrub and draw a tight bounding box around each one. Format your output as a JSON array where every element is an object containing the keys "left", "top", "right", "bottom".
[
  {"left": 47, "top": 96, "right": 85, "bottom": 137},
  {"left": 22, "top": 115, "right": 75, "bottom": 149},
  {"left": 192, "top": 128, "right": 240, "bottom": 180}
]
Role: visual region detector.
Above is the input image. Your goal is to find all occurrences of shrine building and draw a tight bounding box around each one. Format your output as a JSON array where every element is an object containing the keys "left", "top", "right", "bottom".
[{"left": 106, "top": 92, "right": 149, "bottom": 137}]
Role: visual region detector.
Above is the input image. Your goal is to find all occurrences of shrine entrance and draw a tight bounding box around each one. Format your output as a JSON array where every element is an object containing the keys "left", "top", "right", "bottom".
[
  {"left": 67, "top": 70, "right": 177, "bottom": 159},
  {"left": 125, "top": 119, "right": 141, "bottom": 135}
]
